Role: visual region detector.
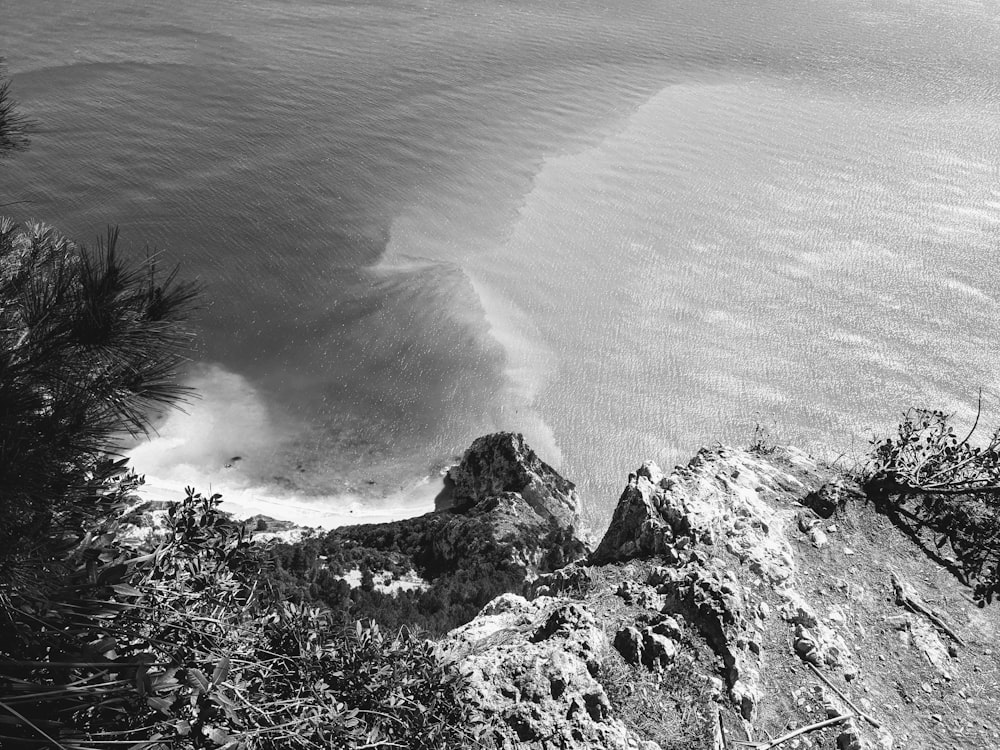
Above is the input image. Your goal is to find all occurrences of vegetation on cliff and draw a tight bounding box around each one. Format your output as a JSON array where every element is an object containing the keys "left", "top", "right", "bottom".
[
  {"left": 268, "top": 513, "right": 585, "bottom": 634},
  {"left": 862, "top": 405, "right": 1000, "bottom": 603}
]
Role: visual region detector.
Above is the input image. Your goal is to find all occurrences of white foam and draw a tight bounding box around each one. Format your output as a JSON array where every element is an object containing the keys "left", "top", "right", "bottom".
[
  {"left": 126, "top": 363, "right": 436, "bottom": 528},
  {"left": 943, "top": 277, "right": 993, "bottom": 304},
  {"left": 130, "top": 472, "right": 436, "bottom": 529},
  {"left": 127, "top": 364, "right": 283, "bottom": 481},
  {"left": 465, "top": 273, "right": 564, "bottom": 464},
  {"left": 377, "top": 223, "right": 565, "bottom": 467}
]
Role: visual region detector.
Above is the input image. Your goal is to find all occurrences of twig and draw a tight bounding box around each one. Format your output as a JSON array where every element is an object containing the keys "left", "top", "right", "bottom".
[
  {"left": 891, "top": 573, "right": 966, "bottom": 646},
  {"left": 806, "top": 663, "right": 880, "bottom": 729},
  {"left": 0, "top": 699, "right": 72, "bottom": 750},
  {"left": 957, "top": 389, "right": 985, "bottom": 451},
  {"left": 918, "top": 393, "right": 985, "bottom": 485},
  {"left": 894, "top": 481, "right": 1000, "bottom": 496},
  {"left": 731, "top": 714, "right": 853, "bottom": 749}
]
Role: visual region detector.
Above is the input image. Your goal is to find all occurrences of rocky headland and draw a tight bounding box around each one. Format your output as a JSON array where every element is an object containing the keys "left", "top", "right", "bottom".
[
  {"left": 316, "top": 432, "right": 999, "bottom": 749},
  {"left": 120, "top": 431, "right": 999, "bottom": 748}
]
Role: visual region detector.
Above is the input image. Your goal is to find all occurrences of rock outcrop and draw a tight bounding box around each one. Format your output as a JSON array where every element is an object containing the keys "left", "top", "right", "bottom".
[
  {"left": 310, "top": 433, "right": 590, "bottom": 624},
  {"left": 441, "top": 444, "right": 1000, "bottom": 750},
  {"left": 443, "top": 594, "right": 658, "bottom": 750},
  {"left": 436, "top": 432, "right": 582, "bottom": 530}
]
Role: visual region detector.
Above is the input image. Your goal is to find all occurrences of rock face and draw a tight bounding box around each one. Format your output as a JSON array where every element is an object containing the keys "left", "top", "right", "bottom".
[
  {"left": 318, "top": 433, "right": 591, "bottom": 622},
  {"left": 443, "top": 594, "right": 658, "bottom": 750},
  {"left": 436, "top": 432, "right": 582, "bottom": 530},
  {"left": 442, "top": 444, "right": 1000, "bottom": 750},
  {"left": 422, "top": 432, "right": 590, "bottom": 572}
]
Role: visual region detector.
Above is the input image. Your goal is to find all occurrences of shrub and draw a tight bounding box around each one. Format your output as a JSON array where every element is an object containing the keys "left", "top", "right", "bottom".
[
  {"left": 863, "top": 406, "right": 1000, "bottom": 603},
  {"left": 0, "top": 486, "right": 491, "bottom": 749}
]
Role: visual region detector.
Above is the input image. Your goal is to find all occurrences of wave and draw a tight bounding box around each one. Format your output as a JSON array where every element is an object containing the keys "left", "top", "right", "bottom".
[
  {"left": 463, "top": 272, "right": 564, "bottom": 465},
  {"left": 376, "top": 237, "right": 565, "bottom": 467},
  {"left": 126, "top": 363, "right": 438, "bottom": 527},
  {"left": 127, "top": 364, "right": 285, "bottom": 484}
]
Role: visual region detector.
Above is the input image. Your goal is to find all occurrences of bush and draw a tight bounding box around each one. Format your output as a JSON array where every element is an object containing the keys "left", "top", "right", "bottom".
[
  {"left": 0, "top": 486, "right": 491, "bottom": 749},
  {"left": 863, "top": 406, "right": 1000, "bottom": 603}
]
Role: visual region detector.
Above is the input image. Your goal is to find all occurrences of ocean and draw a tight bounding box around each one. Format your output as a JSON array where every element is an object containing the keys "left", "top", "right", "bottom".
[{"left": 3, "top": 0, "right": 999, "bottom": 528}]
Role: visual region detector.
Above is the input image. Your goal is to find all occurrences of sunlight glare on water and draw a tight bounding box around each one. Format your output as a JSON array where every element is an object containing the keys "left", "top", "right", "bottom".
[{"left": 3, "top": 0, "right": 999, "bottom": 525}]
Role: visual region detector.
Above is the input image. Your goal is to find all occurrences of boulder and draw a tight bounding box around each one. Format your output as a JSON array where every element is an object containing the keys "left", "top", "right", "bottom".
[{"left": 444, "top": 596, "right": 658, "bottom": 750}]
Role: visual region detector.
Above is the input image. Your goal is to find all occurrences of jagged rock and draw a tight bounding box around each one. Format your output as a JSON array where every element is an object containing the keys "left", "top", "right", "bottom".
[
  {"left": 325, "top": 433, "right": 592, "bottom": 603},
  {"left": 528, "top": 563, "right": 594, "bottom": 598},
  {"left": 613, "top": 617, "right": 681, "bottom": 669},
  {"left": 591, "top": 463, "right": 675, "bottom": 563},
  {"left": 433, "top": 442, "right": 996, "bottom": 749},
  {"left": 802, "top": 478, "right": 860, "bottom": 518},
  {"left": 436, "top": 432, "right": 581, "bottom": 529},
  {"left": 444, "top": 596, "right": 657, "bottom": 750}
]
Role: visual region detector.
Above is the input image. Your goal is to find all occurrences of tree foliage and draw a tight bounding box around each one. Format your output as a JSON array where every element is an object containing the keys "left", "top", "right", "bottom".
[
  {"left": 863, "top": 405, "right": 1000, "bottom": 603},
  {"left": 0, "top": 60, "right": 31, "bottom": 159},
  {"left": 0, "top": 218, "right": 198, "bottom": 595},
  {"left": 265, "top": 511, "right": 587, "bottom": 635}
]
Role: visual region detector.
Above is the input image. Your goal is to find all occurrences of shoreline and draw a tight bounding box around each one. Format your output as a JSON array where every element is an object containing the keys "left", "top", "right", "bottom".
[{"left": 130, "top": 472, "right": 439, "bottom": 530}]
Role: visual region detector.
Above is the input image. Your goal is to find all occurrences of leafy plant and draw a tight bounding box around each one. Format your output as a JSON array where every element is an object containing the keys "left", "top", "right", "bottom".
[
  {"left": 748, "top": 419, "right": 778, "bottom": 455},
  {"left": 863, "top": 404, "right": 1000, "bottom": 603},
  {"left": 1, "top": 485, "right": 491, "bottom": 749}
]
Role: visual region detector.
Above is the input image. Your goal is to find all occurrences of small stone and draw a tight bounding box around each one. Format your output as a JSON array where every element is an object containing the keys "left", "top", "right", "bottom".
[
  {"left": 948, "top": 644, "right": 959, "bottom": 658},
  {"left": 827, "top": 524, "right": 838, "bottom": 533},
  {"left": 921, "top": 682, "right": 933, "bottom": 694},
  {"left": 885, "top": 614, "right": 909, "bottom": 629},
  {"left": 810, "top": 528, "right": 829, "bottom": 548},
  {"left": 843, "top": 547, "right": 855, "bottom": 556}
]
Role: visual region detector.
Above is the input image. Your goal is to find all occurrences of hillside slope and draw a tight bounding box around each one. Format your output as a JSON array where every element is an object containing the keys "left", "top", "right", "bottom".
[
  {"left": 441, "top": 445, "right": 1000, "bottom": 749},
  {"left": 268, "top": 432, "right": 592, "bottom": 633}
]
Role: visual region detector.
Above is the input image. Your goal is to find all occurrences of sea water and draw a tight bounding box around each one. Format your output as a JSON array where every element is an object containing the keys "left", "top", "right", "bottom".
[{"left": 3, "top": 0, "right": 999, "bottom": 527}]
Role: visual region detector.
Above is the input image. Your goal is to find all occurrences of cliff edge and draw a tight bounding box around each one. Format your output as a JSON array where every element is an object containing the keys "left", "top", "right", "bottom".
[{"left": 441, "top": 444, "right": 1000, "bottom": 749}]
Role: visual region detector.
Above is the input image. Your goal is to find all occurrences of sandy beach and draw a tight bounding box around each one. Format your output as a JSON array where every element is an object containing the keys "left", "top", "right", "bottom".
[{"left": 130, "top": 471, "right": 439, "bottom": 530}]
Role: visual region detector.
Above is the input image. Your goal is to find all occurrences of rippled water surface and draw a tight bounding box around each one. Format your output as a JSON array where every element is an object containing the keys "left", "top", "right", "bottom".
[{"left": 3, "top": 0, "right": 1000, "bottom": 525}]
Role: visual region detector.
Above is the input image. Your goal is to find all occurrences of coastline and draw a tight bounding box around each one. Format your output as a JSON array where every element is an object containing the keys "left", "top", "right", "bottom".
[{"left": 129, "top": 472, "right": 439, "bottom": 530}]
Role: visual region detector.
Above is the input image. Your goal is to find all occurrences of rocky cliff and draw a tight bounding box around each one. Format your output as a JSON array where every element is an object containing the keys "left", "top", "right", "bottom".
[
  {"left": 439, "top": 442, "right": 1000, "bottom": 750},
  {"left": 345, "top": 431, "right": 590, "bottom": 572},
  {"left": 270, "top": 432, "right": 592, "bottom": 634}
]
